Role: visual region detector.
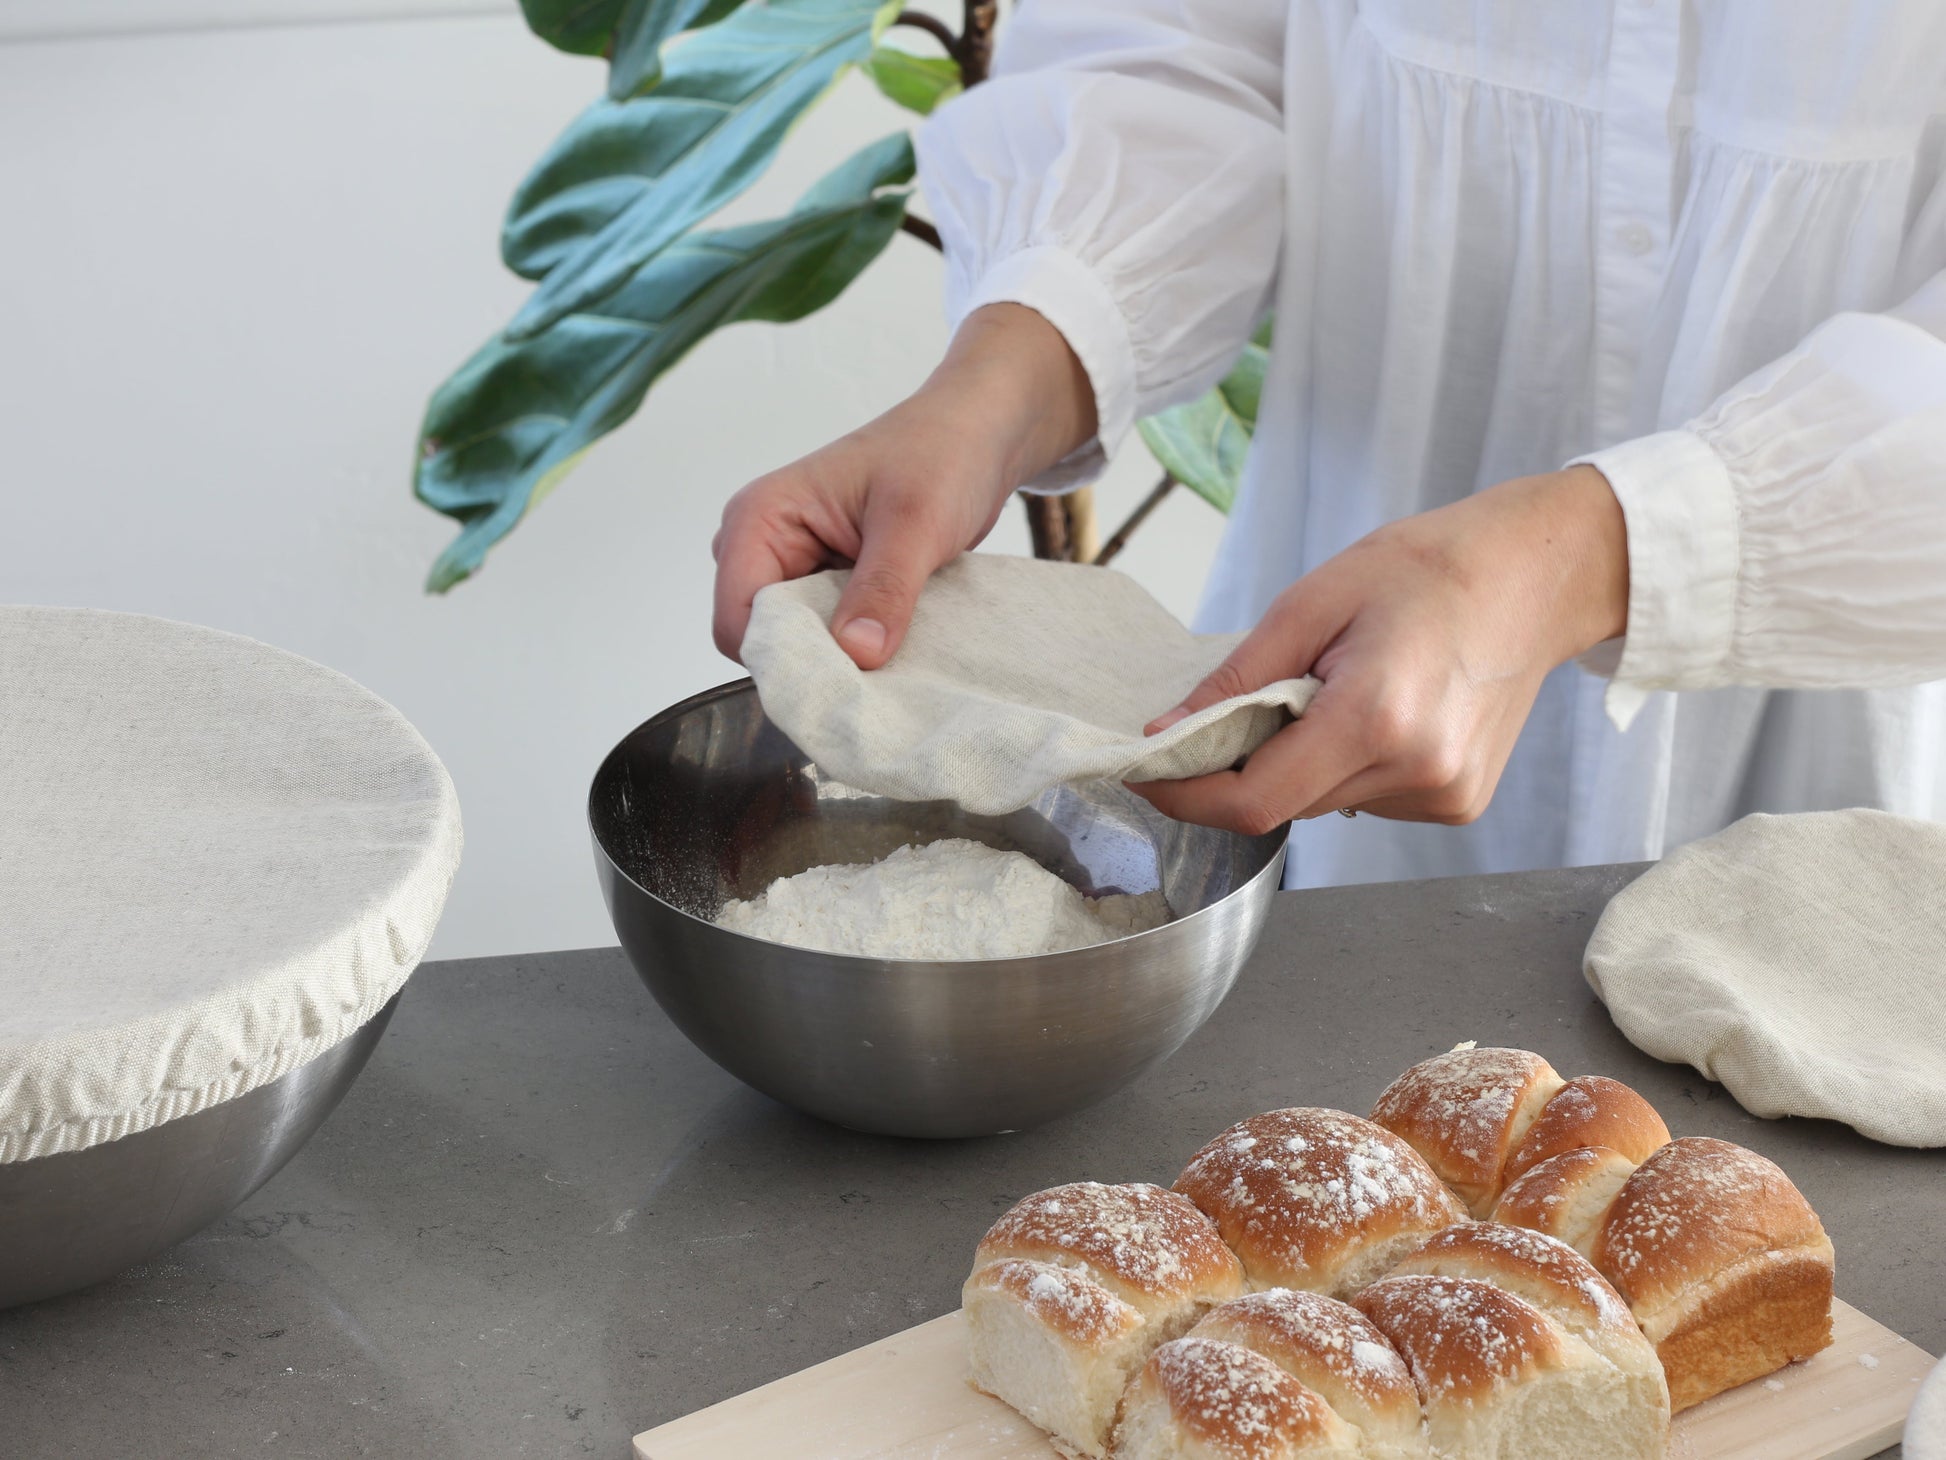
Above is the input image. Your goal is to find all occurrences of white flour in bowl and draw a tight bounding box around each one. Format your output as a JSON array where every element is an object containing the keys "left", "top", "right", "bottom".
[{"left": 714, "top": 838, "right": 1170, "bottom": 960}]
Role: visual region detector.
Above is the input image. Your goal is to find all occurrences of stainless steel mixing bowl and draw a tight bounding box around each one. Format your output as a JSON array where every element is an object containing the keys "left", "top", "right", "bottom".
[
  {"left": 589, "top": 680, "right": 1287, "bottom": 1138},
  {"left": 0, "top": 997, "right": 397, "bottom": 1309}
]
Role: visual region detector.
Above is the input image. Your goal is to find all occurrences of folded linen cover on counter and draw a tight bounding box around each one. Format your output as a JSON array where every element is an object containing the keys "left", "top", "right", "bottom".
[
  {"left": 1585, "top": 808, "right": 1946, "bottom": 1147},
  {"left": 739, "top": 554, "right": 1317, "bottom": 816}
]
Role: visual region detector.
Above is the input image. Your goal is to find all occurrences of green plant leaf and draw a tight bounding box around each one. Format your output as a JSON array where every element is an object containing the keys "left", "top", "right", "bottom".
[
  {"left": 861, "top": 45, "right": 962, "bottom": 115},
  {"left": 502, "top": 0, "right": 900, "bottom": 334},
  {"left": 607, "top": 0, "right": 746, "bottom": 100},
  {"left": 1135, "top": 319, "right": 1273, "bottom": 514},
  {"left": 417, "top": 135, "right": 916, "bottom": 592},
  {"left": 519, "top": 0, "right": 630, "bottom": 56}
]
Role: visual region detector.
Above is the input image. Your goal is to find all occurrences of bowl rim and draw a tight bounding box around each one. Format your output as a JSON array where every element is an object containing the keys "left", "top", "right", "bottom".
[{"left": 588, "top": 678, "right": 1290, "bottom": 971}]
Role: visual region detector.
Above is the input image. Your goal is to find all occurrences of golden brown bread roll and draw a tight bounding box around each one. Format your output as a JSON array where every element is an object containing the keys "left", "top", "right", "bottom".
[
  {"left": 1501, "top": 1076, "right": 1671, "bottom": 1187},
  {"left": 1173, "top": 1108, "right": 1467, "bottom": 1298},
  {"left": 1382, "top": 1222, "right": 1670, "bottom": 1427},
  {"left": 963, "top": 1182, "right": 1244, "bottom": 1459},
  {"left": 1590, "top": 1137, "right": 1835, "bottom": 1411},
  {"left": 1353, "top": 1271, "right": 1666, "bottom": 1459},
  {"left": 1113, "top": 1337, "right": 1369, "bottom": 1459},
  {"left": 1182, "top": 1290, "right": 1426, "bottom": 1454},
  {"left": 1369, "top": 1047, "right": 1566, "bottom": 1216},
  {"left": 1490, "top": 1145, "right": 1640, "bottom": 1258}
]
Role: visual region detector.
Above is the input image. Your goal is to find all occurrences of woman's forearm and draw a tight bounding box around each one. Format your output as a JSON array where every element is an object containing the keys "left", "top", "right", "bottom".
[{"left": 916, "top": 303, "right": 1099, "bottom": 489}]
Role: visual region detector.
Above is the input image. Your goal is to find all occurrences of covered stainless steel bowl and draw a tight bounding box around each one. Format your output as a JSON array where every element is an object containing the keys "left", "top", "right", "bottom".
[
  {"left": 0, "top": 999, "right": 396, "bottom": 1309},
  {"left": 589, "top": 680, "right": 1286, "bottom": 1138}
]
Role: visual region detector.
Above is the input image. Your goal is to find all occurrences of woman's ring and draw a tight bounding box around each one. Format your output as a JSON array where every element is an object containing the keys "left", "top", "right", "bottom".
[{"left": 1338, "top": 807, "right": 1358, "bottom": 818}]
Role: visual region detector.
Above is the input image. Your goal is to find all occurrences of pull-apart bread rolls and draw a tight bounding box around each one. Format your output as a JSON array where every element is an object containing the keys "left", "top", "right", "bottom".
[
  {"left": 1353, "top": 1271, "right": 1664, "bottom": 1460},
  {"left": 1500, "top": 1077, "right": 1670, "bottom": 1187},
  {"left": 1355, "top": 1225, "right": 1666, "bottom": 1459},
  {"left": 1115, "top": 1337, "right": 1363, "bottom": 1460},
  {"left": 1490, "top": 1145, "right": 1639, "bottom": 1258},
  {"left": 1173, "top": 1109, "right": 1467, "bottom": 1298},
  {"left": 1369, "top": 1048, "right": 1565, "bottom": 1216},
  {"left": 963, "top": 1182, "right": 1245, "bottom": 1459},
  {"left": 1371, "top": 1051, "right": 1671, "bottom": 1218},
  {"left": 1187, "top": 1292, "right": 1429, "bottom": 1455},
  {"left": 1114, "top": 1290, "right": 1430, "bottom": 1460},
  {"left": 965, "top": 1053, "right": 1830, "bottom": 1454},
  {"left": 1384, "top": 1224, "right": 1669, "bottom": 1426},
  {"left": 1591, "top": 1138, "right": 1835, "bottom": 1411}
]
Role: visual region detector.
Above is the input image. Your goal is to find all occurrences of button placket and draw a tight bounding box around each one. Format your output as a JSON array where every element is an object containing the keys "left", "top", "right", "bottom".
[{"left": 1593, "top": 0, "right": 1683, "bottom": 443}]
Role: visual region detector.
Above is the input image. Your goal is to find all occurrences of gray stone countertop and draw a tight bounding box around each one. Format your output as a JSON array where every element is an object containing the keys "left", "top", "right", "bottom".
[{"left": 2, "top": 864, "right": 1938, "bottom": 1458}]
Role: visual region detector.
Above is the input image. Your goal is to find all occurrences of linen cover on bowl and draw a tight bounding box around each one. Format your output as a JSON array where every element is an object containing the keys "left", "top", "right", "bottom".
[{"left": 0, "top": 607, "right": 462, "bottom": 1164}]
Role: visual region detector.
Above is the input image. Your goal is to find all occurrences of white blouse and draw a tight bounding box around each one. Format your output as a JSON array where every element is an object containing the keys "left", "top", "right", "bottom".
[{"left": 918, "top": 0, "right": 1946, "bottom": 887}]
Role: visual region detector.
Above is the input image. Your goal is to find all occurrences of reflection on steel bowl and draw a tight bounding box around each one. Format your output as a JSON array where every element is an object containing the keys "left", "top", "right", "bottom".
[{"left": 0, "top": 998, "right": 397, "bottom": 1309}]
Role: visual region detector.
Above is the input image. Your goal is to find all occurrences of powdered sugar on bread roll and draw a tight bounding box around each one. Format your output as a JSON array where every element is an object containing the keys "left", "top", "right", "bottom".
[
  {"left": 964, "top": 1182, "right": 1244, "bottom": 1458},
  {"left": 1173, "top": 1109, "right": 1466, "bottom": 1298},
  {"left": 1169, "top": 1292, "right": 1430, "bottom": 1459},
  {"left": 1501, "top": 1077, "right": 1670, "bottom": 1188},
  {"left": 1114, "top": 1337, "right": 1367, "bottom": 1459},
  {"left": 1353, "top": 1273, "right": 1666, "bottom": 1459},
  {"left": 1591, "top": 1137, "right": 1835, "bottom": 1411},
  {"left": 1383, "top": 1222, "right": 1669, "bottom": 1432},
  {"left": 1369, "top": 1048, "right": 1566, "bottom": 1217},
  {"left": 1491, "top": 1145, "right": 1638, "bottom": 1258}
]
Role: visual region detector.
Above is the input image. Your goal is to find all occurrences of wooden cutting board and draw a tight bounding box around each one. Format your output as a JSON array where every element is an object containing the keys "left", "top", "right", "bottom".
[{"left": 635, "top": 1299, "right": 1932, "bottom": 1460}]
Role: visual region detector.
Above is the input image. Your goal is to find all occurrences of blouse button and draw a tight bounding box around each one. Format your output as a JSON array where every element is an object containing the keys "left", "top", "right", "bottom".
[{"left": 1617, "top": 222, "right": 1654, "bottom": 256}]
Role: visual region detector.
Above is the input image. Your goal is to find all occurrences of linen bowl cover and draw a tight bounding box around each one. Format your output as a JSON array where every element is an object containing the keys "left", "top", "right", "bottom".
[
  {"left": 739, "top": 553, "right": 1318, "bottom": 816},
  {"left": 0, "top": 607, "right": 462, "bottom": 1164},
  {"left": 1584, "top": 808, "right": 1946, "bottom": 1148}
]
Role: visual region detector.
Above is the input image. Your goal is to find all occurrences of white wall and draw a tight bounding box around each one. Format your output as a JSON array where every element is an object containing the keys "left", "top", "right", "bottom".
[{"left": 0, "top": 6, "right": 1228, "bottom": 959}]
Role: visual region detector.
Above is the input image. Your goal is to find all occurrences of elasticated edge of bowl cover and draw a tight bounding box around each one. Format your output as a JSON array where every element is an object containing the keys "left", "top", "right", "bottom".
[{"left": 0, "top": 607, "right": 462, "bottom": 1163}]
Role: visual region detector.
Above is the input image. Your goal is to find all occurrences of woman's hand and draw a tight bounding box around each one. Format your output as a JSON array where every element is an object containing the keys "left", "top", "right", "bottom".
[
  {"left": 1130, "top": 467, "right": 1629, "bottom": 832},
  {"left": 712, "top": 303, "right": 1097, "bottom": 669}
]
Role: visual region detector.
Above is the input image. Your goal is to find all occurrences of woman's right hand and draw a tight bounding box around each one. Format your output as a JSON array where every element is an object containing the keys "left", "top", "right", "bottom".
[{"left": 711, "top": 303, "right": 1098, "bottom": 670}]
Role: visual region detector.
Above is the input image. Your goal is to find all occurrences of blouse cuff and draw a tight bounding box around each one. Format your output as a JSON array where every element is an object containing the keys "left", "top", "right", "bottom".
[
  {"left": 949, "top": 244, "right": 1138, "bottom": 492},
  {"left": 1570, "top": 429, "right": 1740, "bottom": 730}
]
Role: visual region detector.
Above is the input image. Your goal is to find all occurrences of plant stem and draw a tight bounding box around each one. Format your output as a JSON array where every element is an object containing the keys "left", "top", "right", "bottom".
[
  {"left": 1021, "top": 488, "right": 1099, "bottom": 563},
  {"left": 1066, "top": 484, "right": 1100, "bottom": 561},
  {"left": 899, "top": 213, "right": 943, "bottom": 250},
  {"left": 1092, "top": 474, "right": 1177, "bottom": 567},
  {"left": 891, "top": 11, "right": 960, "bottom": 55},
  {"left": 959, "top": 0, "right": 995, "bottom": 85},
  {"left": 1022, "top": 492, "right": 1070, "bottom": 560}
]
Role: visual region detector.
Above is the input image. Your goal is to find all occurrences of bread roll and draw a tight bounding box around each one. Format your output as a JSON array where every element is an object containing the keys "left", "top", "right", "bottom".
[
  {"left": 1173, "top": 1108, "right": 1467, "bottom": 1298},
  {"left": 963, "top": 1182, "right": 1244, "bottom": 1458},
  {"left": 1501, "top": 1076, "right": 1670, "bottom": 1188},
  {"left": 1490, "top": 1145, "right": 1639, "bottom": 1258},
  {"left": 1113, "top": 1337, "right": 1368, "bottom": 1460},
  {"left": 1382, "top": 1222, "right": 1670, "bottom": 1429},
  {"left": 1369, "top": 1048, "right": 1565, "bottom": 1216},
  {"left": 1353, "top": 1273, "right": 1666, "bottom": 1459},
  {"left": 1590, "top": 1137, "right": 1835, "bottom": 1411},
  {"left": 1181, "top": 1291, "right": 1430, "bottom": 1459}
]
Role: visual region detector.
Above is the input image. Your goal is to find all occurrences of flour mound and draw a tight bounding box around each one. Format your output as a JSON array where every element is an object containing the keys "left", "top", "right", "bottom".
[{"left": 715, "top": 838, "right": 1171, "bottom": 960}]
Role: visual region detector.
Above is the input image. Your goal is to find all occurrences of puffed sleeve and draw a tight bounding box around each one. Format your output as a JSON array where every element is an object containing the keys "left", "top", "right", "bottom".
[
  {"left": 1579, "top": 271, "right": 1946, "bottom": 728},
  {"left": 915, "top": 0, "right": 1288, "bottom": 487}
]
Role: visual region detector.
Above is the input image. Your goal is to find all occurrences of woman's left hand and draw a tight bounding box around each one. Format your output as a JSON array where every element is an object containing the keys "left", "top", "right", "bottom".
[{"left": 1129, "top": 466, "right": 1629, "bottom": 832}]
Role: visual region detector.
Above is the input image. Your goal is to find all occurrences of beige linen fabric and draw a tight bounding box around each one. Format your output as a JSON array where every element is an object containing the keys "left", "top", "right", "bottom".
[
  {"left": 0, "top": 607, "right": 462, "bottom": 1164},
  {"left": 740, "top": 554, "right": 1318, "bottom": 815},
  {"left": 1584, "top": 809, "right": 1946, "bottom": 1147}
]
